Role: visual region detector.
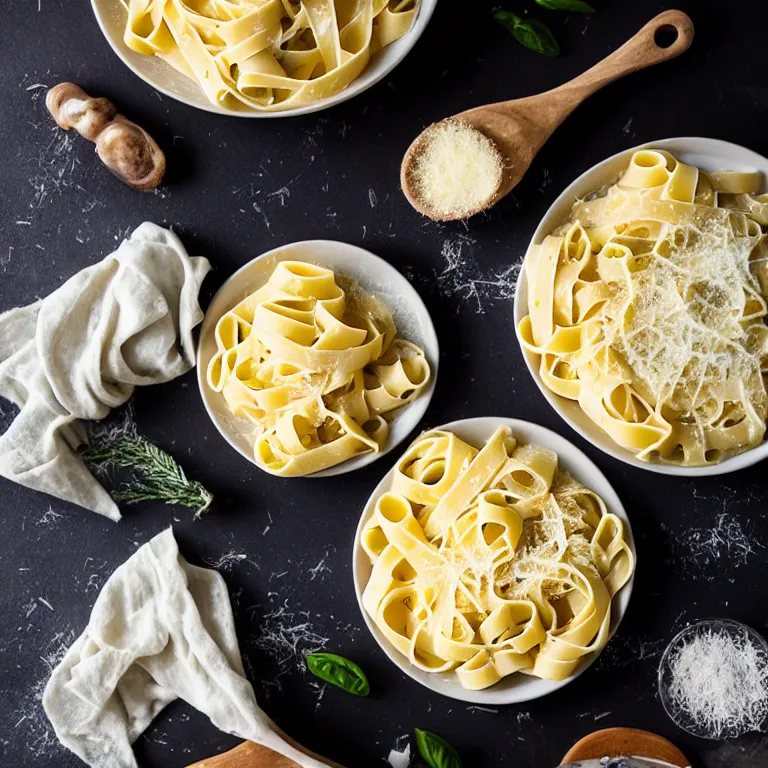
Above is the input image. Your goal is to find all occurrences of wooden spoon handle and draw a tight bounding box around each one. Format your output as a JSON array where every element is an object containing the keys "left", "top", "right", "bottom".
[
  {"left": 549, "top": 10, "right": 694, "bottom": 113},
  {"left": 185, "top": 737, "right": 343, "bottom": 768},
  {"left": 186, "top": 741, "right": 301, "bottom": 768}
]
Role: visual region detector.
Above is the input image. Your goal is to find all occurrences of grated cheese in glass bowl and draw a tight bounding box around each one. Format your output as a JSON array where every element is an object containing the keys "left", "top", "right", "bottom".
[{"left": 658, "top": 618, "right": 768, "bottom": 739}]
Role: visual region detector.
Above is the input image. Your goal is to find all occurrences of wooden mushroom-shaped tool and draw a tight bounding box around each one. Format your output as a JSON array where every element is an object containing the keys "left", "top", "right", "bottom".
[
  {"left": 46, "top": 82, "right": 166, "bottom": 190},
  {"left": 561, "top": 727, "right": 691, "bottom": 767},
  {"left": 401, "top": 10, "right": 694, "bottom": 221}
]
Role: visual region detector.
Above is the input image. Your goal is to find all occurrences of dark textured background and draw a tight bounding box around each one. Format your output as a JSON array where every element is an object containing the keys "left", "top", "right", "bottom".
[{"left": 2, "top": 1, "right": 768, "bottom": 766}]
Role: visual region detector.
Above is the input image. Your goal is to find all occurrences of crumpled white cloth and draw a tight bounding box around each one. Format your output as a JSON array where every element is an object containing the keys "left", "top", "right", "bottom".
[
  {"left": 44, "top": 528, "right": 328, "bottom": 768},
  {"left": 0, "top": 222, "right": 210, "bottom": 521}
]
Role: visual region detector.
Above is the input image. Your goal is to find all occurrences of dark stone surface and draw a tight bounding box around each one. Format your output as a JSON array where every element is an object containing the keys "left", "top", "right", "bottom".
[{"left": 2, "top": 1, "right": 768, "bottom": 766}]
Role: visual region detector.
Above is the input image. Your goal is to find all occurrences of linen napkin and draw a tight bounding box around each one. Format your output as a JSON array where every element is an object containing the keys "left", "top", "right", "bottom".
[
  {"left": 0, "top": 223, "right": 210, "bottom": 521},
  {"left": 44, "top": 528, "right": 329, "bottom": 768}
]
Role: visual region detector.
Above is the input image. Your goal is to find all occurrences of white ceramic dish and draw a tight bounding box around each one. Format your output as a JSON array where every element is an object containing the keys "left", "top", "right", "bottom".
[
  {"left": 197, "top": 240, "right": 439, "bottom": 477},
  {"left": 91, "top": 0, "right": 438, "bottom": 117},
  {"left": 514, "top": 137, "right": 768, "bottom": 477},
  {"left": 352, "top": 416, "right": 636, "bottom": 704}
]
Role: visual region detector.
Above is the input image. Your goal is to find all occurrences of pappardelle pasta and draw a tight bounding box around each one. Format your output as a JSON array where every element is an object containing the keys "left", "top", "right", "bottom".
[
  {"left": 122, "top": 0, "right": 418, "bottom": 112},
  {"left": 360, "top": 427, "right": 634, "bottom": 688},
  {"left": 207, "top": 261, "right": 430, "bottom": 476},
  {"left": 520, "top": 149, "right": 768, "bottom": 466}
]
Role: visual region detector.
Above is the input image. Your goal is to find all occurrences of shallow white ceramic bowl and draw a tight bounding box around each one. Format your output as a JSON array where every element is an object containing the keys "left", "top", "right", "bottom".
[
  {"left": 352, "top": 416, "right": 636, "bottom": 704},
  {"left": 514, "top": 137, "right": 768, "bottom": 477},
  {"left": 197, "top": 240, "right": 438, "bottom": 477},
  {"left": 91, "top": 0, "right": 438, "bottom": 117}
]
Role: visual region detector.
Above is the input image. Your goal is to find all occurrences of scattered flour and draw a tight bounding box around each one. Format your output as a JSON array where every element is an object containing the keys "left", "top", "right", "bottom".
[
  {"left": 29, "top": 128, "right": 85, "bottom": 209},
  {"left": 687, "top": 510, "right": 760, "bottom": 570},
  {"left": 268, "top": 186, "right": 290, "bottom": 206},
  {"left": 203, "top": 551, "right": 248, "bottom": 571},
  {"left": 434, "top": 236, "right": 521, "bottom": 313},
  {"left": 10, "top": 628, "right": 75, "bottom": 761},
  {"left": 36, "top": 506, "right": 63, "bottom": 527},
  {"left": 598, "top": 633, "right": 666, "bottom": 670},
  {"left": 308, "top": 552, "right": 332, "bottom": 582},
  {"left": 662, "top": 503, "right": 762, "bottom": 579},
  {"left": 308, "top": 680, "right": 327, "bottom": 711},
  {"left": 249, "top": 598, "right": 329, "bottom": 690}
]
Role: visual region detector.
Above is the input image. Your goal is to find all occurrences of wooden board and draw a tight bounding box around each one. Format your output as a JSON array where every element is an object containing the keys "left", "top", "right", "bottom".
[
  {"left": 561, "top": 728, "right": 690, "bottom": 766},
  {"left": 185, "top": 737, "right": 343, "bottom": 768}
]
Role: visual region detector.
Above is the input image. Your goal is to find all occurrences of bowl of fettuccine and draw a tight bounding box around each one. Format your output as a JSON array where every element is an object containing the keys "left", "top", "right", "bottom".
[
  {"left": 515, "top": 137, "right": 768, "bottom": 476},
  {"left": 197, "top": 240, "right": 438, "bottom": 477},
  {"left": 91, "top": 0, "right": 438, "bottom": 116},
  {"left": 352, "top": 416, "right": 636, "bottom": 704}
]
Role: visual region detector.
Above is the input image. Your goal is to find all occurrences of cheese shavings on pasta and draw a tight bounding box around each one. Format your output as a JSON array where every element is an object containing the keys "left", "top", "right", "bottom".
[
  {"left": 520, "top": 149, "right": 768, "bottom": 466},
  {"left": 122, "top": 0, "right": 418, "bottom": 112},
  {"left": 207, "top": 261, "right": 430, "bottom": 476},
  {"left": 360, "top": 426, "right": 634, "bottom": 688}
]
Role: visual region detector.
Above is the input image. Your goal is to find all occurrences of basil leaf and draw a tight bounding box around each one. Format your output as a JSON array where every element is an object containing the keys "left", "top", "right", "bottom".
[
  {"left": 535, "top": 0, "right": 595, "bottom": 13},
  {"left": 414, "top": 728, "right": 463, "bottom": 768},
  {"left": 493, "top": 11, "right": 560, "bottom": 57},
  {"left": 305, "top": 653, "right": 370, "bottom": 696}
]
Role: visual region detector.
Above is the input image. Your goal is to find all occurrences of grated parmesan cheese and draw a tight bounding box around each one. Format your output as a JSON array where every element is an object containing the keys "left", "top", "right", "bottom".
[
  {"left": 407, "top": 119, "right": 504, "bottom": 220},
  {"left": 600, "top": 215, "right": 768, "bottom": 452},
  {"left": 661, "top": 621, "right": 768, "bottom": 739}
]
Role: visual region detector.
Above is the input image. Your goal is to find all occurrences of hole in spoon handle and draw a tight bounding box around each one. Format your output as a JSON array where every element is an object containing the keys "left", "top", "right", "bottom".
[
  {"left": 566, "top": 9, "right": 694, "bottom": 94},
  {"left": 623, "top": 10, "right": 694, "bottom": 68},
  {"left": 648, "top": 10, "right": 695, "bottom": 57}
]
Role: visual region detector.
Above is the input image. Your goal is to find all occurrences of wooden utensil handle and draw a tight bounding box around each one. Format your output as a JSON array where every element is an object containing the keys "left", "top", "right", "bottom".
[
  {"left": 552, "top": 10, "right": 694, "bottom": 110},
  {"left": 185, "top": 735, "right": 343, "bottom": 768},
  {"left": 561, "top": 728, "right": 690, "bottom": 767}
]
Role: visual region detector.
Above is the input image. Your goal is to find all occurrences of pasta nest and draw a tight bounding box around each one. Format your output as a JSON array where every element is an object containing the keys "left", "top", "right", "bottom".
[
  {"left": 361, "top": 426, "right": 634, "bottom": 688},
  {"left": 207, "top": 261, "right": 430, "bottom": 476},
  {"left": 123, "top": 0, "right": 418, "bottom": 111},
  {"left": 520, "top": 149, "right": 768, "bottom": 466}
]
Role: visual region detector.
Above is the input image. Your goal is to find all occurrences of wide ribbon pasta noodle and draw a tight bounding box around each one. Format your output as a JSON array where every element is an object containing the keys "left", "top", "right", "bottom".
[
  {"left": 361, "top": 426, "right": 634, "bottom": 688},
  {"left": 207, "top": 261, "right": 430, "bottom": 475},
  {"left": 123, "top": 0, "right": 418, "bottom": 112},
  {"left": 520, "top": 149, "right": 768, "bottom": 466}
]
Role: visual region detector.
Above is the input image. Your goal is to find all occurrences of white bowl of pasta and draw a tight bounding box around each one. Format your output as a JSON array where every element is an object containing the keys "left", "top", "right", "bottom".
[
  {"left": 514, "top": 137, "right": 768, "bottom": 476},
  {"left": 91, "top": 0, "right": 437, "bottom": 117},
  {"left": 197, "top": 240, "right": 438, "bottom": 477},
  {"left": 352, "top": 416, "right": 636, "bottom": 704}
]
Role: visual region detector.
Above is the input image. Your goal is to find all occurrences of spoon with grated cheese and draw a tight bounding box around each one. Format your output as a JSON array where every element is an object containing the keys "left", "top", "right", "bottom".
[{"left": 400, "top": 10, "right": 693, "bottom": 221}]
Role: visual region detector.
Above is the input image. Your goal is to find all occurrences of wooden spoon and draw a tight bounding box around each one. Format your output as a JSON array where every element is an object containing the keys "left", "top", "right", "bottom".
[
  {"left": 185, "top": 728, "right": 343, "bottom": 768},
  {"left": 401, "top": 9, "right": 694, "bottom": 221},
  {"left": 561, "top": 727, "right": 691, "bottom": 767}
]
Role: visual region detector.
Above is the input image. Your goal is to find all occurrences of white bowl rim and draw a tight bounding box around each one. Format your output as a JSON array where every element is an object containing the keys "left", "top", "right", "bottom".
[
  {"left": 513, "top": 136, "right": 768, "bottom": 477},
  {"left": 90, "top": 0, "right": 439, "bottom": 118},
  {"left": 351, "top": 415, "right": 636, "bottom": 704},
  {"left": 196, "top": 239, "right": 439, "bottom": 478}
]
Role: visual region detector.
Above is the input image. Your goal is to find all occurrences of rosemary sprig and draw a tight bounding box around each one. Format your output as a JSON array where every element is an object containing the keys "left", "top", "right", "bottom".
[{"left": 82, "top": 414, "right": 213, "bottom": 518}]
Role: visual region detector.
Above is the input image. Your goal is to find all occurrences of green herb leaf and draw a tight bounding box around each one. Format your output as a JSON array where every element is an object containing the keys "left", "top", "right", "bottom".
[
  {"left": 493, "top": 11, "right": 560, "bottom": 57},
  {"left": 82, "top": 412, "right": 213, "bottom": 518},
  {"left": 535, "top": 0, "right": 595, "bottom": 13},
  {"left": 306, "top": 653, "right": 370, "bottom": 696},
  {"left": 414, "top": 729, "right": 463, "bottom": 768}
]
